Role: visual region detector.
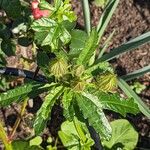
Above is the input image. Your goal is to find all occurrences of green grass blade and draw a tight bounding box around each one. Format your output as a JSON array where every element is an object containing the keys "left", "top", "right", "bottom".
[
  {"left": 98, "top": 30, "right": 115, "bottom": 58},
  {"left": 97, "top": 31, "right": 150, "bottom": 62},
  {"left": 81, "top": 0, "right": 91, "bottom": 35},
  {"left": 121, "top": 65, "right": 150, "bottom": 81},
  {"left": 118, "top": 78, "right": 150, "bottom": 118},
  {"left": 97, "top": 0, "right": 119, "bottom": 42}
]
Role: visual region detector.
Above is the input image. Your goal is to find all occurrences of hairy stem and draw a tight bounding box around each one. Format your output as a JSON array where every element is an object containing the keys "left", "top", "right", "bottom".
[
  {"left": 0, "top": 121, "right": 13, "bottom": 150},
  {"left": 8, "top": 98, "right": 28, "bottom": 141}
]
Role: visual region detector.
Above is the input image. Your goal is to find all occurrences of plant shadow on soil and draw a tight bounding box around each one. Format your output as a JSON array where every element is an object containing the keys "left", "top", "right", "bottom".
[
  {"left": 133, "top": 0, "right": 150, "bottom": 27},
  {"left": 133, "top": 0, "right": 150, "bottom": 9}
]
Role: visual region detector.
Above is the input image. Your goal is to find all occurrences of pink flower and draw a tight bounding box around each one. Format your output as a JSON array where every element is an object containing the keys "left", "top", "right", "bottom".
[
  {"left": 31, "top": 0, "right": 50, "bottom": 20},
  {"left": 32, "top": 8, "right": 43, "bottom": 20},
  {"left": 40, "top": 10, "right": 50, "bottom": 17}
]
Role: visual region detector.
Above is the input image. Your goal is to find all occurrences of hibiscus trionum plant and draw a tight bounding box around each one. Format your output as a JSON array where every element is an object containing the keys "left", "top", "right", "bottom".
[{"left": 0, "top": 0, "right": 150, "bottom": 149}]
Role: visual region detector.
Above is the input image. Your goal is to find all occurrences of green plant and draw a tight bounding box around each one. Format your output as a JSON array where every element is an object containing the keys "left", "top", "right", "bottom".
[
  {"left": 58, "top": 118, "right": 94, "bottom": 150},
  {"left": 102, "top": 119, "right": 138, "bottom": 150},
  {"left": 0, "top": 76, "right": 9, "bottom": 91},
  {"left": 92, "top": 0, "right": 108, "bottom": 8},
  {"left": 12, "top": 135, "right": 57, "bottom": 150},
  {"left": 0, "top": 0, "right": 150, "bottom": 149},
  {"left": 130, "top": 81, "right": 146, "bottom": 94},
  {"left": 58, "top": 119, "right": 138, "bottom": 150}
]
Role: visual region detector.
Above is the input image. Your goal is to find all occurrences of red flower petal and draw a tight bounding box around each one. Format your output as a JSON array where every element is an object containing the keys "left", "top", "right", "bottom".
[
  {"left": 40, "top": 10, "right": 50, "bottom": 17},
  {"left": 32, "top": 8, "right": 43, "bottom": 20}
]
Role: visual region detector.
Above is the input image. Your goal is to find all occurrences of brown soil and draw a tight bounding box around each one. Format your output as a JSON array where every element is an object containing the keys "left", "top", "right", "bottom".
[{"left": 0, "top": 0, "right": 150, "bottom": 149}]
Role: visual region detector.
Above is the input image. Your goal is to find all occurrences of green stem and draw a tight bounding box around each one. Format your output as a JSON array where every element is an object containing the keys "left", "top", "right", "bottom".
[
  {"left": 73, "top": 117, "right": 87, "bottom": 143},
  {"left": 9, "top": 98, "right": 28, "bottom": 140},
  {"left": 81, "top": 0, "right": 91, "bottom": 35},
  {"left": 0, "top": 121, "right": 13, "bottom": 150}
]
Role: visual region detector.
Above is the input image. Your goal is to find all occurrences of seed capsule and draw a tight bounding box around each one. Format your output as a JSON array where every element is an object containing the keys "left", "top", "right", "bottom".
[
  {"left": 74, "top": 65, "right": 85, "bottom": 77},
  {"left": 72, "top": 81, "right": 85, "bottom": 92},
  {"left": 49, "top": 58, "right": 68, "bottom": 78},
  {"left": 96, "top": 72, "right": 117, "bottom": 92}
]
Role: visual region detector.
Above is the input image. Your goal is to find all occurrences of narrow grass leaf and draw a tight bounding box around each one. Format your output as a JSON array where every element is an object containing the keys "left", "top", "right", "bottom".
[
  {"left": 98, "top": 30, "right": 115, "bottom": 59},
  {"left": 98, "top": 31, "right": 150, "bottom": 62},
  {"left": 97, "top": 0, "right": 119, "bottom": 42},
  {"left": 81, "top": 0, "right": 91, "bottom": 34},
  {"left": 121, "top": 65, "right": 150, "bottom": 81},
  {"left": 118, "top": 78, "right": 150, "bottom": 118}
]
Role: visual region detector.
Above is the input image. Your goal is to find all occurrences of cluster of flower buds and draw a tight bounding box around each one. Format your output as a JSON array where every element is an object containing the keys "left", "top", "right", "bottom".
[{"left": 31, "top": 0, "right": 50, "bottom": 19}]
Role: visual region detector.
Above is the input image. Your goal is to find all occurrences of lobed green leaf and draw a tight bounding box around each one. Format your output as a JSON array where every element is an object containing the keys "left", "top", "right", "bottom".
[
  {"left": 69, "top": 30, "right": 87, "bottom": 55},
  {"left": 77, "top": 29, "right": 98, "bottom": 66},
  {"left": 0, "top": 82, "right": 43, "bottom": 107},
  {"left": 102, "top": 119, "right": 138, "bottom": 150},
  {"left": 31, "top": 18, "right": 71, "bottom": 50},
  {"left": 34, "top": 86, "right": 64, "bottom": 135},
  {"left": 53, "top": 0, "right": 77, "bottom": 23},
  {"left": 58, "top": 119, "right": 94, "bottom": 150},
  {"left": 76, "top": 93, "right": 112, "bottom": 140},
  {"left": 95, "top": 92, "right": 139, "bottom": 116},
  {"left": 62, "top": 89, "right": 74, "bottom": 121},
  {"left": 12, "top": 140, "right": 43, "bottom": 150}
]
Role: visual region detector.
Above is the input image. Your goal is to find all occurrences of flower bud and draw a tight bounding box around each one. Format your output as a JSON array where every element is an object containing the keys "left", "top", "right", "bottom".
[
  {"left": 31, "top": 0, "right": 50, "bottom": 20},
  {"left": 72, "top": 81, "right": 85, "bottom": 92},
  {"left": 96, "top": 72, "right": 117, "bottom": 92},
  {"left": 74, "top": 65, "right": 85, "bottom": 77},
  {"left": 31, "top": 0, "right": 39, "bottom": 10},
  {"left": 49, "top": 58, "right": 68, "bottom": 78},
  {"left": 40, "top": 10, "right": 50, "bottom": 17}
]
